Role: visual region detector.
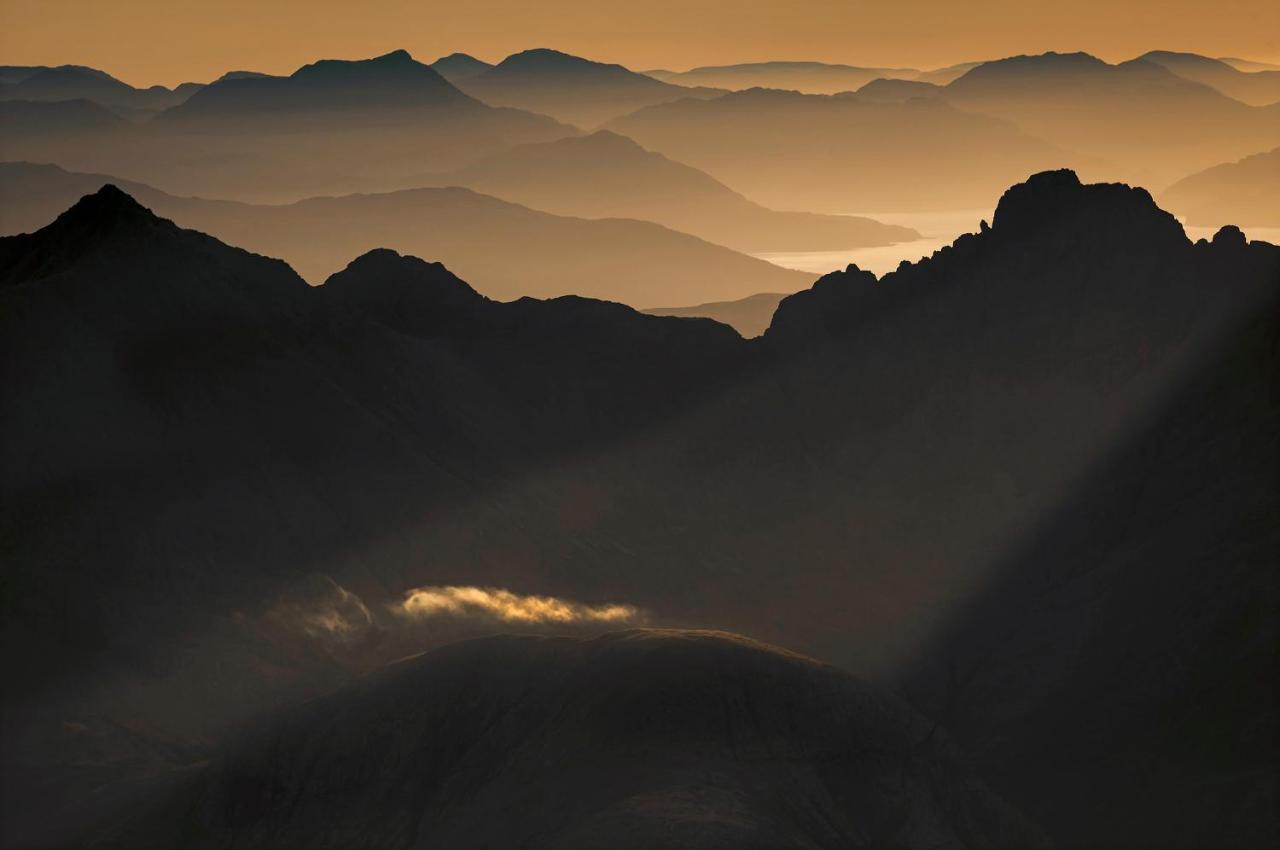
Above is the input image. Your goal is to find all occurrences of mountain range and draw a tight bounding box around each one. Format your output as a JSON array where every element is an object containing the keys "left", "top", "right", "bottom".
[
  {"left": 429, "top": 130, "right": 918, "bottom": 252},
  {"left": 0, "top": 64, "right": 200, "bottom": 115},
  {"left": 1161, "top": 147, "right": 1280, "bottom": 226},
  {"left": 3, "top": 170, "right": 1277, "bottom": 848},
  {"left": 0, "top": 50, "right": 574, "bottom": 202},
  {"left": 605, "top": 86, "right": 1066, "bottom": 210},
  {"left": 450, "top": 48, "right": 726, "bottom": 127},
  {"left": 0, "top": 162, "right": 811, "bottom": 304}
]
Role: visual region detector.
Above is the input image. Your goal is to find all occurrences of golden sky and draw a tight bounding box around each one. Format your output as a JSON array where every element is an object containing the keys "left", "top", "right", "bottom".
[{"left": 2, "top": 0, "right": 1277, "bottom": 87}]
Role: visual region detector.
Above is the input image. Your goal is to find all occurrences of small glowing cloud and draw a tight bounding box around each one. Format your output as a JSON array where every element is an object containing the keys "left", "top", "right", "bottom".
[
  {"left": 395, "top": 585, "right": 639, "bottom": 625},
  {"left": 269, "top": 575, "right": 375, "bottom": 643}
]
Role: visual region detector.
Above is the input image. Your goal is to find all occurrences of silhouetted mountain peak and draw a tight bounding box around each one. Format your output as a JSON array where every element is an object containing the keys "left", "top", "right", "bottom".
[
  {"left": 42, "top": 184, "right": 166, "bottom": 240},
  {"left": 430, "top": 52, "right": 494, "bottom": 82},
  {"left": 293, "top": 48, "right": 429, "bottom": 79},
  {"left": 990, "top": 169, "right": 1184, "bottom": 241},
  {"left": 499, "top": 48, "right": 597, "bottom": 70},
  {"left": 1212, "top": 224, "right": 1248, "bottom": 247},
  {"left": 322, "top": 249, "right": 486, "bottom": 332}
]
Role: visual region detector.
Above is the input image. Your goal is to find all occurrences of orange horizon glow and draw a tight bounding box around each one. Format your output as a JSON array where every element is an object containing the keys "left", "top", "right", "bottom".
[{"left": 1, "top": 0, "right": 1277, "bottom": 88}]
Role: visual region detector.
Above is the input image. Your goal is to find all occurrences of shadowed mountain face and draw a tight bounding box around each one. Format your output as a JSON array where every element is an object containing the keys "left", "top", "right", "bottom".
[
  {"left": 644, "top": 61, "right": 920, "bottom": 95},
  {"left": 88, "top": 631, "right": 1046, "bottom": 850},
  {"left": 0, "top": 162, "right": 811, "bottom": 304},
  {"left": 0, "top": 51, "right": 573, "bottom": 202},
  {"left": 3, "top": 172, "right": 1278, "bottom": 849},
  {"left": 1161, "top": 147, "right": 1280, "bottom": 226},
  {"left": 605, "top": 88, "right": 1065, "bottom": 211},
  {"left": 0, "top": 65, "right": 201, "bottom": 114},
  {"left": 432, "top": 130, "right": 918, "bottom": 252},
  {"left": 454, "top": 48, "right": 726, "bottom": 128},
  {"left": 899, "top": 236, "right": 1280, "bottom": 849},
  {"left": 1139, "top": 50, "right": 1280, "bottom": 106}
]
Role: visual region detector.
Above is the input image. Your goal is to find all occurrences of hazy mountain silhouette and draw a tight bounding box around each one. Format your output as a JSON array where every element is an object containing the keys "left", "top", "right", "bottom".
[
  {"left": 0, "top": 64, "right": 200, "bottom": 113},
  {"left": 1160, "top": 147, "right": 1280, "bottom": 226},
  {"left": 0, "top": 98, "right": 131, "bottom": 140},
  {"left": 645, "top": 292, "right": 786, "bottom": 337},
  {"left": 88, "top": 631, "right": 1045, "bottom": 849},
  {"left": 4, "top": 171, "right": 1277, "bottom": 849},
  {"left": 942, "top": 52, "right": 1280, "bottom": 186},
  {"left": 0, "top": 51, "right": 573, "bottom": 201},
  {"left": 604, "top": 87, "right": 1065, "bottom": 210},
  {"left": 160, "top": 49, "right": 471, "bottom": 121},
  {"left": 644, "top": 61, "right": 920, "bottom": 95},
  {"left": 1139, "top": 50, "right": 1280, "bottom": 106},
  {"left": 455, "top": 48, "right": 725, "bottom": 127},
  {"left": 430, "top": 52, "right": 495, "bottom": 82},
  {"left": 850, "top": 78, "right": 944, "bottom": 103},
  {"left": 912, "top": 61, "right": 984, "bottom": 85},
  {"left": 1219, "top": 56, "right": 1280, "bottom": 73},
  {"left": 0, "top": 162, "right": 810, "bottom": 303},
  {"left": 432, "top": 130, "right": 918, "bottom": 251}
]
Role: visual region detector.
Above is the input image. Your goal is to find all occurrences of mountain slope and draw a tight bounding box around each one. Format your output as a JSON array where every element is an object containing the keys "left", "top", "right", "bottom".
[
  {"left": 943, "top": 52, "right": 1280, "bottom": 185},
  {"left": 92, "top": 631, "right": 1046, "bottom": 850},
  {"left": 1139, "top": 50, "right": 1280, "bottom": 106},
  {"left": 900, "top": 230, "right": 1280, "bottom": 848},
  {"left": 0, "top": 163, "right": 812, "bottom": 304},
  {"left": 0, "top": 64, "right": 200, "bottom": 112},
  {"left": 456, "top": 48, "right": 725, "bottom": 127},
  {"left": 436, "top": 130, "right": 918, "bottom": 251},
  {"left": 644, "top": 61, "right": 919, "bottom": 95},
  {"left": 645, "top": 292, "right": 787, "bottom": 337},
  {"left": 1160, "top": 147, "right": 1280, "bottom": 226},
  {"left": 430, "top": 52, "right": 495, "bottom": 82},
  {"left": 0, "top": 52, "right": 573, "bottom": 201},
  {"left": 604, "top": 87, "right": 1064, "bottom": 210}
]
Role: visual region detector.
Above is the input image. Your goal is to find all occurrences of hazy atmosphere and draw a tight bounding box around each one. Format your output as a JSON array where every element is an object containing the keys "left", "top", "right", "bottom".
[{"left": 2, "top": 1, "right": 1278, "bottom": 848}]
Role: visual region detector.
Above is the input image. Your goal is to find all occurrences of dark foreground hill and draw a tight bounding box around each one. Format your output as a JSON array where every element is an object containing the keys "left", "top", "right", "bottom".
[
  {"left": 2, "top": 171, "right": 1278, "bottom": 849},
  {"left": 91, "top": 630, "right": 1046, "bottom": 850}
]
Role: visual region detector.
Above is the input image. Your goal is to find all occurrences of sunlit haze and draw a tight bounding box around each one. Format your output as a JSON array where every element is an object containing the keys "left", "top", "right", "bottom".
[{"left": 1, "top": 0, "right": 1277, "bottom": 86}]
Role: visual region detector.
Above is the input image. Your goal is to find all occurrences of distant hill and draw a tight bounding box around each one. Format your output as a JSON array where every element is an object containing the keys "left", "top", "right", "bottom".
[
  {"left": 644, "top": 61, "right": 919, "bottom": 95},
  {"left": 0, "top": 51, "right": 574, "bottom": 201},
  {"left": 913, "top": 61, "right": 984, "bottom": 84},
  {"left": 645, "top": 292, "right": 786, "bottom": 337},
  {"left": 159, "top": 48, "right": 477, "bottom": 121},
  {"left": 0, "top": 162, "right": 811, "bottom": 304},
  {"left": 851, "top": 78, "right": 944, "bottom": 103},
  {"left": 1219, "top": 56, "right": 1280, "bottom": 73},
  {"left": 1161, "top": 147, "right": 1280, "bottom": 226},
  {"left": 1139, "top": 50, "right": 1280, "bottom": 106},
  {"left": 943, "top": 52, "right": 1280, "bottom": 186},
  {"left": 430, "top": 52, "right": 495, "bottom": 82},
  {"left": 0, "top": 64, "right": 200, "bottom": 112},
  {"left": 436, "top": 130, "right": 918, "bottom": 251},
  {"left": 604, "top": 87, "right": 1065, "bottom": 211},
  {"left": 455, "top": 48, "right": 725, "bottom": 127}
]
